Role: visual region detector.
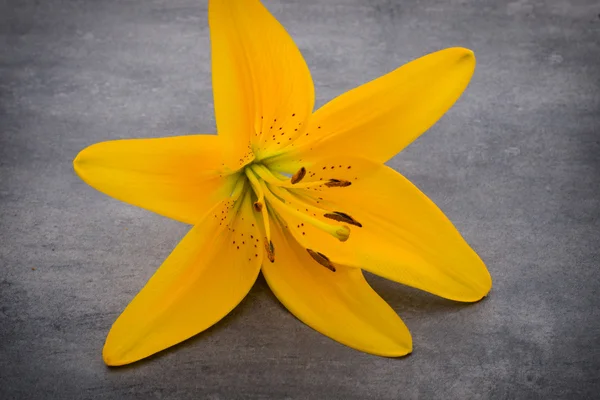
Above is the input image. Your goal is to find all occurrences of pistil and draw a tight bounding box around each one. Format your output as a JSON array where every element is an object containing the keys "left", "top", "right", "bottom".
[{"left": 261, "top": 181, "right": 350, "bottom": 242}]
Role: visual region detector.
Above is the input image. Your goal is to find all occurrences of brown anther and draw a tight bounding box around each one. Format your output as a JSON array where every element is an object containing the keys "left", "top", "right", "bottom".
[
  {"left": 253, "top": 201, "right": 264, "bottom": 212},
  {"left": 306, "top": 249, "right": 336, "bottom": 272},
  {"left": 265, "top": 239, "right": 275, "bottom": 263},
  {"left": 325, "top": 179, "right": 352, "bottom": 187},
  {"left": 291, "top": 167, "right": 306, "bottom": 184},
  {"left": 323, "top": 211, "right": 363, "bottom": 227}
]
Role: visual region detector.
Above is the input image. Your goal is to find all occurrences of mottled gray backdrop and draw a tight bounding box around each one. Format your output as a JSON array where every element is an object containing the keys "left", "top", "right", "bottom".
[{"left": 1, "top": 0, "right": 599, "bottom": 399}]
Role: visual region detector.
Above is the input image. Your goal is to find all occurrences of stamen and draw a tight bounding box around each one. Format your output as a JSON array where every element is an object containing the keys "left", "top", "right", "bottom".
[
  {"left": 266, "top": 185, "right": 351, "bottom": 241},
  {"left": 253, "top": 164, "right": 339, "bottom": 189},
  {"left": 220, "top": 186, "right": 251, "bottom": 232},
  {"left": 250, "top": 163, "right": 286, "bottom": 184},
  {"left": 290, "top": 167, "right": 306, "bottom": 184},
  {"left": 284, "top": 180, "right": 324, "bottom": 189},
  {"left": 267, "top": 184, "right": 324, "bottom": 215},
  {"left": 265, "top": 177, "right": 352, "bottom": 190},
  {"left": 262, "top": 182, "right": 350, "bottom": 242},
  {"left": 245, "top": 167, "right": 265, "bottom": 204},
  {"left": 265, "top": 238, "right": 275, "bottom": 262},
  {"left": 229, "top": 173, "right": 247, "bottom": 201},
  {"left": 245, "top": 167, "right": 271, "bottom": 242},
  {"left": 271, "top": 170, "right": 290, "bottom": 180},
  {"left": 324, "top": 211, "right": 362, "bottom": 227},
  {"left": 306, "top": 249, "right": 336, "bottom": 272}
]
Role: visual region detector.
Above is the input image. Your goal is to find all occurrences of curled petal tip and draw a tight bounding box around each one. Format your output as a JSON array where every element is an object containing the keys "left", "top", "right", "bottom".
[
  {"left": 461, "top": 267, "right": 493, "bottom": 303},
  {"left": 441, "top": 47, "right": 476, "bottom": 66},
  {"left": 102, "top": 333, "right": 135, "bottom": 367},
  {"left": 102, "top": 344, "right": 121, "bottom": 367},
  {"left": 394, "top": 331, "right": 413, "bottom": 357},
  {"left": 478, "top": 270, "right": 493, "bottom": 299},
  {"left": 459, "top": 47, "right": 475, "bottom": 58},
  {"left": 395, "top": 345, "right": 413, "bottom": 358},
  {"left": 458, "top": 47, "right": 476, "bottom": 65},
  {"left": 72, "top": 147, "right": 87, "bottom": 171},
  {"left": 445, "top": 46, "right": 474, "bottom": 58},
  {"left": 374, "top": 334, "right": 413, "bottom": 358}
]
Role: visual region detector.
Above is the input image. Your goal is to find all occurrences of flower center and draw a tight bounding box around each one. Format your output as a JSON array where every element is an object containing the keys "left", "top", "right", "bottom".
[{"left": 230, "top": 161, "right": 359, "bottom": 264}]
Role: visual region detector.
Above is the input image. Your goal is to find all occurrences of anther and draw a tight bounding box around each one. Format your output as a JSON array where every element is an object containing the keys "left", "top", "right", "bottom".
[
  {"left": 290, "top": 167, "right": 306, "bottom": 184},
  {"left": 253, "top": 201, "right": 264, "bottom": 212},
  {"left": 265, "top": 239, "right": 275, "bottom": 263},
  {"left": 325, "top": 179, "right": 352, "bottom": 187},
  {"left": 306, "top": 249, "right": 336, "bottom": 272},
  {"left": 324, "top": 211, "right": 362, "bottom": 227}
]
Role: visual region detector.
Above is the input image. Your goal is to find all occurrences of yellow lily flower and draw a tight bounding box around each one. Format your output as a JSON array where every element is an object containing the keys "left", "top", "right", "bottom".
[{"left": 74, "top": 0, "right": 491, "bottom": 366}]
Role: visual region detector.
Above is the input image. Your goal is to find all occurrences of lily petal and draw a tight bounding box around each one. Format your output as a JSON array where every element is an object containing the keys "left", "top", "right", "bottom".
[
  {"left": 270, "top": 157, "right": 491, "bottom": 302},
  {"left": 73, "top": 135, "right": 235, "bottom": 225},
  {"left": 209, "top": 0, "right": 314, "bottom": 166},
  {"left": 262, "top": 223, "right": 412, "bottom": 357},
  {"left": 270, "top": 47, "right": 475, "bottom": 168},
  {"left": 103, "top": 192, "right": 262, "bottom": 366}
]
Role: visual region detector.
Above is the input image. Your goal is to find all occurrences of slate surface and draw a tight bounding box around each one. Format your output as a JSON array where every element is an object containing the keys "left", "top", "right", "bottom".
[{"left": 1, "top": 0, "right": 599, "bottom": 399}]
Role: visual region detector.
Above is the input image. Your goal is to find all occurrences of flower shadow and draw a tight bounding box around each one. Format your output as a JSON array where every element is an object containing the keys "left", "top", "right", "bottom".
[{"left": 106, "top": 272, "right": 487, "bottom": 369}]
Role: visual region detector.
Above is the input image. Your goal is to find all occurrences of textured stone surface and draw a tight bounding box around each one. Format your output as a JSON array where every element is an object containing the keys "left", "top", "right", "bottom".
[{"left": 1, "top": 0, "right": 599, "bottom": 398}]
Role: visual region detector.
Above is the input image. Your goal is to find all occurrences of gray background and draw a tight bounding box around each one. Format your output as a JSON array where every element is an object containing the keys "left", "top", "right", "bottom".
[{"left": 1, "top": 0, "right": 599, "bottom": 398}]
